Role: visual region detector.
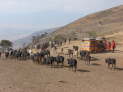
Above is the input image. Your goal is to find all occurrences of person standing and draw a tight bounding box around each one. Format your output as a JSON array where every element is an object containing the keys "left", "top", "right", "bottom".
[
  {"left": 111, "top": 40, "right": 116, "bottom": 52},
  {"left": 104, "top": 40, "right": 109, "bottom": 51},
  {"left": 108, "top": 42, "right": 111, "bottom": 51},
  {"left": 69, "top": 38, "right": 71, "bottom": 44}
]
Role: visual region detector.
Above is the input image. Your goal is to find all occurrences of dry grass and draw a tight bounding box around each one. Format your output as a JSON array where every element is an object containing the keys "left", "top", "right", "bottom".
[{"left": 40, "top": 5, "right": 123, "bottom": 42}]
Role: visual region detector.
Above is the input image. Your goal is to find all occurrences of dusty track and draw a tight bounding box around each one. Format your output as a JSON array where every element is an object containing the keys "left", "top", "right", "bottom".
[{"left": 0, "top": 47, "right": 123, "bottom": 92}]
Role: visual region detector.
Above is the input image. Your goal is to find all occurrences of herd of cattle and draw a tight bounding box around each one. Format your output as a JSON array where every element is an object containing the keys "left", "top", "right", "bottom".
[{"left": 0, "top": 48, "right": 117, "bottom": 72}]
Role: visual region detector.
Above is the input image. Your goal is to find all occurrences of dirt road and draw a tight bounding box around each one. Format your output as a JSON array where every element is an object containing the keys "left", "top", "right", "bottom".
[{"left": 0, "top": 48, "right": 123, "bottom": 92}]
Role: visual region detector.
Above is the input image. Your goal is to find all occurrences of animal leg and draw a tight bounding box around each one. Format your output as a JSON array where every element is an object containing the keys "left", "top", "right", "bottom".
[{"left": 75, "top": 66, "right": 77, "bottom": 72}]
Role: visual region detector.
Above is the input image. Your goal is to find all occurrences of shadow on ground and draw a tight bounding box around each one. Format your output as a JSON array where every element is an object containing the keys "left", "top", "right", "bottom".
[
  {"left": 77, "top": 69, "right": 90, "bottom": 72},
  {"left": 48, "top": 65, "right": 64, "bottom": 68},
  {"left": 115, "top": 67, "right": 123, "bottom": 71},
  {"left": 91, "top": 57, "right": 99, "bottom": 61},
  {"left": 58, "top": 80, "right": 68, "bottom": 84},
  {"left": 91, "top": 63, "right": 101, "bottom": 66}
]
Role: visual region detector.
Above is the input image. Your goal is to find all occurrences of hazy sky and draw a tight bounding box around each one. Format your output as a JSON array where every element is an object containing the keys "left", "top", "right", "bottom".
[{"left": 0, "top": 0, "right": 123, "bottom": 41}]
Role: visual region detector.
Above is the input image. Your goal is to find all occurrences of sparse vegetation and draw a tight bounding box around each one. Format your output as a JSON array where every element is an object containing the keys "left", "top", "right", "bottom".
[
  {"left": 53, "top": 34, "right": 66, "bottom": 42},
  {"left": 0, "top": 40, "right": 13, "bottom": 48},
  {"left": 29, "top": 5, "right": 123, "bottom": 47},
  {"left": 87, "top": 31, "right": 97, "bottom": 38}
]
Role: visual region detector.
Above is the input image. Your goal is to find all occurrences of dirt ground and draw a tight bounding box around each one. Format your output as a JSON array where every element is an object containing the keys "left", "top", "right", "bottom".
[{"left": 0, "top": 46, "right": 123, "bottom": 92}]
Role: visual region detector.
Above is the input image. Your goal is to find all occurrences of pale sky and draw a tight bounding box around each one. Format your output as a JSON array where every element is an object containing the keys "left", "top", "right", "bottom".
[{"left": 0, "top": 0, "right": 123, "bottom": 41}]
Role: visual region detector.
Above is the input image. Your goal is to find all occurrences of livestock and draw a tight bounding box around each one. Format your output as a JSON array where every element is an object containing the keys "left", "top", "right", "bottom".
[
  {"left": 36, "top": 52, "right": 45, "bottom": 64},
  {"left": 67, "top": 58, "right": 77, "bottom": 72},
  {"left": 31, "top": 53, "right": 38, "bottom": 63},
  {"left": 105, "top": 58, "right": 116, "bottom": 69},
  {"left": 54, "top": 56, "right": 64, "bottom": 67},
  {"left": 80, "top": 51, "right": 91, "bottom": 65},
  {"left": 80, "top": 50, "right": 88, "bottom": 60},
  {"left": 73, "top": 46, "right": 79, "bottom": 51},
  {"left": 8, "top": 49, "right": 30, "bottom": 61},
  {"left": 5, "top": 52, "right": 9, "bottom": 59},
  {"left": 68, "top": 49, "right": 74, "bottom": 57},
  {"left": 43, "top": 56, "right": 55, "bottom": 66},
  {"left": 31, "top": 50, "right": 51, "bottom": 64},
  {"left": 73, "top": 46, "right": 79, "bottom": 57},
  {"left": 43, "top": 49, "right": 50, "bottom": 57},
  {"left": 85, "top": 53, "right": 91, "bottom": 65}
]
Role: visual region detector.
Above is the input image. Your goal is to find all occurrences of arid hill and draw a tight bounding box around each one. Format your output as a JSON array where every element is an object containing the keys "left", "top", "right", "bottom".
[
  {"left": 49, "top": 5, "right": 123, "bottom": 42},
  {"left": 31, "top": 5, "right": 123, "bottom": 46}
]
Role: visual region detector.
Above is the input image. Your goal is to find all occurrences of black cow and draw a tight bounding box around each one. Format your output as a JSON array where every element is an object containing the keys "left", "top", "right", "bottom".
[
  {"left": 54, "top": 56, "right": 64, "bottom": 67},
  {"left": 31, "top": 50, "right": 51, "bottom": 64},
  {"left": 31, "top": 53, "right": 40, "bottom": 64},
  {"left": 85, "top": 54, "right": 91, "bottom": 65},
  {"left": 43, "top": 49, "right": 50, "bottom": 57},
  {"left": 68, "top": 58, "right": 77, "bottom": 72},
  {"left": 43, "top": 57, "right": 51, "bottom": 65},
  {"left": 80, "top": 50, "right": 87, "bottom": 60},
  {"left": 105, "top": 58, "right": 116, "bottom": 69},
  {"left": 43, "top": 56, "right": 55, "bottom": 66},
  {"left": 34, "top": 51, "right": 49, "bottom": 64},
  {"left": 80, "top": 51, "right": 91, "bottom": 65}
]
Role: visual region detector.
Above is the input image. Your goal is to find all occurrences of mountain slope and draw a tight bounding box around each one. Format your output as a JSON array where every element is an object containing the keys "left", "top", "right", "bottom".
[
  {"left": 50, "top": 5, "right": 123, "bottom": 41},
  {"left": 14, "top": 28, "right": 57, "bottom": 48},
  {"left": 27, "top": 5, "right": 123, "bottom": 47}
]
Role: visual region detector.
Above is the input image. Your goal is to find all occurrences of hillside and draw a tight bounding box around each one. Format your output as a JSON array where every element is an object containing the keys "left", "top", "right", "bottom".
[
  {"left": 48, "top": 5, "right": 123, "bottom": 43},
  {"left": 14, "top": 28, "right": 57, "bottom": 48}
]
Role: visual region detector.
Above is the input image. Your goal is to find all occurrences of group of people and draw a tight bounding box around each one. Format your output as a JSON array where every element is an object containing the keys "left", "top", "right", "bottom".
[
  {"left": 104, "top": 40, "right": 116, "bottom": 52},
  {"left": 96, "top": 40, "right": 116, "bottom": 53}
]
